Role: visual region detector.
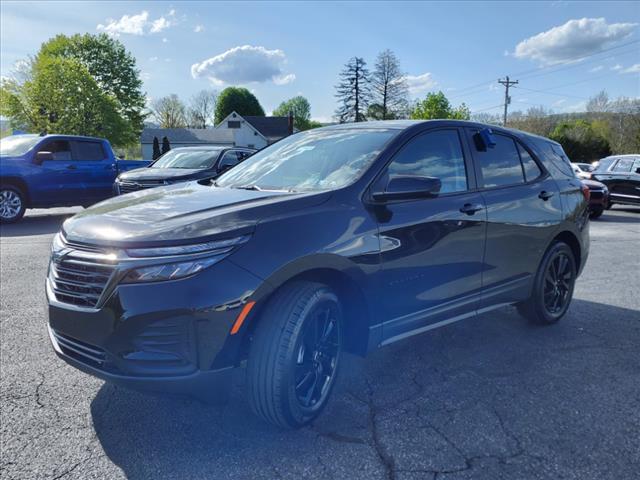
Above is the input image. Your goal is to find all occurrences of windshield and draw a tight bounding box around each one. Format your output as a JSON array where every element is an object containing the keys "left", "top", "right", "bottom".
[
  {"left": 216, "top": 128, "right": 397, "bottom": 192},
  {"left": 152, "top": 149, "right": 223, "bottom": 169},
  {"left": 0, "top": 135, "right": 41, "bottom": 156}
]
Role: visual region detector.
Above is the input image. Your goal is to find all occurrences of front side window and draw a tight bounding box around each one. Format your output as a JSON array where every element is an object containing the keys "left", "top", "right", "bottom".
[
  {"left": 73, "top": 141, "right": 106, "bottom": 161},
  {"left": 477, "top": 134, "right": 525, "bottom": 187},
  {"left": 218, "top": 151, "right": 241, "bottom": 170},
  {"left": 40, "top": 140, "right": 72, "bottom": 161},
  {"left": 152, "top": 149, "right": 222, "bottom": 169},
  {"left": 216, "top": 128, "right": 397, "bottom": 192},
  {"left": 386, "top": 129, "right": 468, "bottom": 194}
]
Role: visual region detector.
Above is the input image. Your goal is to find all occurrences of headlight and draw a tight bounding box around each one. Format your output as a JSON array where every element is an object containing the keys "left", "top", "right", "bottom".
[
  {"left": 121, "top": 256, "right": 223, "bottom": 283},
  {"left": 125, "top": 235, "right": 250, "bottom": 258}
]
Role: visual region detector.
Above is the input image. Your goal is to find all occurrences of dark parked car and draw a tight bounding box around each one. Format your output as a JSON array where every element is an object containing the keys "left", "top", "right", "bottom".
[
  {"left": 581, "top": 179, "right": 609, "bottom": 219},
  {"left": 114, "top": 146, "right": 255, "bottom": 194},
  {"left": 592, "top": 155, "right": 640, "bottom": 207},
  {"left": 47, "top": 121, "right": 589, "bottom": 428},
  {"left": 0, "top": 134, "right": 149, "bottom": 223}
]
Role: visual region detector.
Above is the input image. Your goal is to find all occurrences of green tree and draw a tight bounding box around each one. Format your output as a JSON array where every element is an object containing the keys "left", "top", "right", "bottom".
[
  {"left": 1, "top": 56, "right": 129, "bottom": 143},
  {"left": 410, "top": 91, "right": 470, "bottom": 120},
  {"left": 550, "top": 120, "right": 611, "bottom": 162},
  {"left": 38, "top": 33, "right": 146, "bottom": 143},
  {"left": 273, "top": 96, "right": 312, "bottom": 130},
  {"left": 214, "top": 87, "right": 265, "bottom": 124},
  {"left": 162, "top": 136, "right": 171, "bottom": 154}
]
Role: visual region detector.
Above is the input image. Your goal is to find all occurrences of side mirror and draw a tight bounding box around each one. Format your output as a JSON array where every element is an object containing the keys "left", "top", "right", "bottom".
[
  {"left": 34, "top": 151, "right": 53, "bottom": 165},
  {"left": 372, "top": 175, "right": 442, "bottom": 202},
  {"left": 635, "top": 167, "right": 640, "bottom": 175}
]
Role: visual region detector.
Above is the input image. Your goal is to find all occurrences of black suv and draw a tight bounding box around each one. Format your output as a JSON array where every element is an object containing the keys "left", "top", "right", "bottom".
[
  {"left": 47, "top": 121, "right": 589, "bottom": 428},
  {"left": 591, "top": 155, "right": 640, "bottom": 207}
]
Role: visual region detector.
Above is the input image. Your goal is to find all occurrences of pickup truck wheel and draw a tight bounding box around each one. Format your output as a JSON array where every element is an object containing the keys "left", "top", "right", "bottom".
[
  {"left": 0, "top": 186, "right": 26, "bottom": 223},
  {"left": 247, "top": 281, "right": 342, "bottom": 429},
  {"left": 517, "top": 242, "right": 576, "bottom": 325}
]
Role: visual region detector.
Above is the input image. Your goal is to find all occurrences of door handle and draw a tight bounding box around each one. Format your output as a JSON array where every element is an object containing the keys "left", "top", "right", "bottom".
[
  {"left": 538, "top": 191, "right": 554, "bottom": 201},
  {"left": 460, "top": 203, "right": 484, "bottom": 215},
  {"left": 66, "top": 164, "right": 77, "bottom": 170}
]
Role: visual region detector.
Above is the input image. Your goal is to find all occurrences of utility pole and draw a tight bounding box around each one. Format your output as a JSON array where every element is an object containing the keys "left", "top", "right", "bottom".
[{"left": 498, "top": 76, "right": 518, "bottom": 126}]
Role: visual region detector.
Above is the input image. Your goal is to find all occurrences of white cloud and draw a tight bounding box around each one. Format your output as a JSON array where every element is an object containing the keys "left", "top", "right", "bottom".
[
  {"left": 162, "top": 37, "right": 168, "bottom": 43},
  {"left": 149, "top": 56, "right": 158, "bottom": 62},
  {"left": 140, "top": 71, "right": 151, "bottom": 81},
  {"left": 97, "top": 9, "right": 177, "bottom": 36},
  {"left": 405, "top": 72, "right": 437, "bottom": 96},
  {"left": 97, "top": 11, "right": 149, "bottom": 36},
  {"left": 513, "top": 18, "right": 637, "bottom": 65},
  {"left": 611, "top": 64, "right": 623, "bottom": 71},
  {"left": 621, "top": 63, "right": 640, "bottom": 74},
  {"left": 150, "top": 17, "right": 171, "bottom": 34},
  {"left": 194, "top": 24, "right": 205, "bottom": 33},
  {"left": 589, "top": 65, "right": 604, "bottom": 72},
  {"left": 191, "top": 45, "right": 295, "bottom": 86}
]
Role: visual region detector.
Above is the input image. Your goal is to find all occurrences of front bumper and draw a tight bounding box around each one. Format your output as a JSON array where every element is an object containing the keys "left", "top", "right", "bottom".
[{"left": 47, "top": 259, "right": 263, "bottom": 399}]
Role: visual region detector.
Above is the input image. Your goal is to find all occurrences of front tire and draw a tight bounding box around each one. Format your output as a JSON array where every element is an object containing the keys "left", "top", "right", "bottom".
[
  {"left": 247, "top": 281, "right": 342, "bottom": 429},
  {"left": 518, "top": 242, "right": 576, "bottom": 325},
  {"left": 0, "top": 186, "right": 26, "bottom": 223}
]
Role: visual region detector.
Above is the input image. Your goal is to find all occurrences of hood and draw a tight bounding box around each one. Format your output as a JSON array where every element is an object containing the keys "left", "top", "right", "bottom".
[
  {"left": 62, "top": 182, "right": 330, "bottom": 247},
  {"left": 118, "top": 167, "right": 209, "bottom": 182},
  {"left": 582, "top": 179, "right": 606, "bottom": 189}
]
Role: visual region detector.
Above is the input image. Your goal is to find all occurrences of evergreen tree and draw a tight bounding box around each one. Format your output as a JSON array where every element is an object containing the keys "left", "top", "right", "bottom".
[
  {"left": 161, "top": 136, "right": 171, "bottom": 154},
  {"left": 152, "top": 136, "right": 161, "bottom": 160},
  {"left": 334, "top": 57, "right": 370, "bottom": 123}
]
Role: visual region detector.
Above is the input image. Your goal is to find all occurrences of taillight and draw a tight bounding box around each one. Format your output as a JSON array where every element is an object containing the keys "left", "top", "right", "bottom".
[{"left": 581, "top": 183, "right": 590, "bottom": 202}]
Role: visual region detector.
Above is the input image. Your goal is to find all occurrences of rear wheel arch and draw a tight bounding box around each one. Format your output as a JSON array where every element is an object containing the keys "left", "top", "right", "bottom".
[{"left": 552, "top": 230, "right": 581, "bottom": 272}]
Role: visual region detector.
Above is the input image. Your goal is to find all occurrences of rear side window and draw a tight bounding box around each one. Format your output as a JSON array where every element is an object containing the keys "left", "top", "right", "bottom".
[
  {"left": 517, "top": 143, "right": 543, "bottom": 182},
  {"left": 613, "top": 158, "right": 634, "bottom": 172},
  {"left": 74, "top": 141, "right": 106, "bottom": 161},
  {"left": 386, "top": 129, "right": 468, "bottom": 194},
  {"left": 476, "top": 134, "right": 524, "bottom": 187}
]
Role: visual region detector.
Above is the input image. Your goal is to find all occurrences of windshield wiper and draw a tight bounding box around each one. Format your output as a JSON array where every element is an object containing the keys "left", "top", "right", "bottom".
[{"left": 235, "top": 184, "right": 263, "bottom": 191}]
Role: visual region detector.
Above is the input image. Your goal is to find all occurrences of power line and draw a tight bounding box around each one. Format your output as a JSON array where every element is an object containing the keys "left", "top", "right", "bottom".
[{"left": 498, "top": 76, "right": 519, "bottom": 126}]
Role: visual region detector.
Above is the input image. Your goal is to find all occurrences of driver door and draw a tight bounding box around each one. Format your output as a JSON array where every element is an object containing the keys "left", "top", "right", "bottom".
[
  {"left": 373, "top": 128, "right": 487, "bottom": 344},
  {"left": 30, "top": 139, "right": 80, "bottom": 205}
]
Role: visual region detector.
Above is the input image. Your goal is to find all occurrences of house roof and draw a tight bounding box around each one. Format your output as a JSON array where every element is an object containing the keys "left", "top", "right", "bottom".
[
  {"left": 141, "top": 128, "right": 234, "bottom": 144},
  {"left": 243, "top": 116, "right": 291, "bottom": 142}
]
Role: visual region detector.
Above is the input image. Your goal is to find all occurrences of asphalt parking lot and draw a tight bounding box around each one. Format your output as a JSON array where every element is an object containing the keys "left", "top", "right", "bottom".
[{"left": 1, "top": 206, "right": 639, "bottom": 480}]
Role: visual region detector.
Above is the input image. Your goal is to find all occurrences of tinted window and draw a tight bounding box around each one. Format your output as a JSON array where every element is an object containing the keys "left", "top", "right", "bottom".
[
  {"left": 386, "top": 129, "right": 467, "bottom": 194},
  {"left": 517, "top": 143, "right": 543, "bottom": 182},
  {"left": 613, "top": 159, "right": 634, "bottom": 172},
  {"left": 477, "top": 134, "right": 524, "bottom": 187},
  {"left": 40, "top": 140, "right": 72, "bottom": 161},
  {"left": 218, "top": 151, "right": 241, "bottom": 170},
  {"left": 74, "top": 141, "right": 105, "bottom": 161}
]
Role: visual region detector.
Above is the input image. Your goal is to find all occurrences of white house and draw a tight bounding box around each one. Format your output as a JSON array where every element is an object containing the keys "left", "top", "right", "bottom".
[{"left": 140, "top": 111, "right": 294, "bottom": 160}]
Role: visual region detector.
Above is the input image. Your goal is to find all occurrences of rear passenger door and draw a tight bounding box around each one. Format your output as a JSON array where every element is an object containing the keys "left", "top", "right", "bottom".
[
  {"left": 464, "top": 129, "right": 563, "bottom": 308},
  {"left": 70, "top": 140, "right": 116, "bottom": 203}
]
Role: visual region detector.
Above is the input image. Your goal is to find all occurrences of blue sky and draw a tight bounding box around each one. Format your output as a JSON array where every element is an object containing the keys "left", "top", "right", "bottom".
[{"left": 1, "top": 1, "right": 639, "bottom": 122}]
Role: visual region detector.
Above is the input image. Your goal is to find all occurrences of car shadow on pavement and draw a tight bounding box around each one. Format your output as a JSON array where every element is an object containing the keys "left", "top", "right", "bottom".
[
  {"left": 0, "top": 212, "right": 77, "bottom": 237},
  {"left": 90, "top": 299, "right": 640, "bottom": 479}
]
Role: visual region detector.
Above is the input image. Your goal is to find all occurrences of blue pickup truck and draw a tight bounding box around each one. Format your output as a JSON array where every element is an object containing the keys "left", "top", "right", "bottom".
[{"left": 0, "top": 134, "right": 149, "bottom": 223}]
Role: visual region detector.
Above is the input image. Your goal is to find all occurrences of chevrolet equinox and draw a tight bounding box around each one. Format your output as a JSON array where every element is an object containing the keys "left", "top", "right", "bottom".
[{"left": 47, "top": 120, "right": 589, "bottom": 428}]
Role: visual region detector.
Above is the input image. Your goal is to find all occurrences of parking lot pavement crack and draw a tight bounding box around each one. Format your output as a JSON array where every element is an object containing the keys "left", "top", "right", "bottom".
[
  {"left": 34, "top": 373, "right": 46, "bottom": 409},
  {"left": 349, "top": 380, "right": 398, "bottom": 480}
]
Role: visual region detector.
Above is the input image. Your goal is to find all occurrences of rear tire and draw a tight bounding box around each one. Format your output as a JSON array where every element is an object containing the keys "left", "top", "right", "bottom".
[
  {"left": 247, "top": 281, "right": 342, "bottom": 429},
  {"left": 0, "top": 186, "right": 26, "bottom": 223},
  {"left": 518, "top": 242, "right": 576, "bottom": 325},
  {"left": 589, "top": 207, "right": 603, "bottom": 219}
]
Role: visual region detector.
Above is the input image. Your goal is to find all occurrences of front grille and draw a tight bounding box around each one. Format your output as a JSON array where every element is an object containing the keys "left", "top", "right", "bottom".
[
  {"left": 52, "top": 330, "right": 106, "bottom": 367},
  {"left": 118, "top": 180, "right": 164, "bottom": 194},
  {"left": 49, "top": 243, "right": 116, "bottom": 308}
]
